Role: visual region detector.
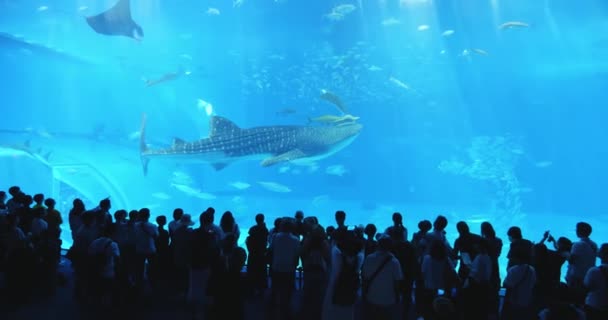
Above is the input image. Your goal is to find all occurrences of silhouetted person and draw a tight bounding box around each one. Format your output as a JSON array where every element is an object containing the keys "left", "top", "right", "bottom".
[
  {"left": 294, "top": 210, "right": 305, "bottom": 239},
  {"left": 453, "top": 221, "right": 483, "bottom": 281},
  {"left": 502, "top": 242, "right": 537, "bottom": 320},
  {"left": 461, "top": 238, "right": 493, "bottom": 320},
  {"left": 506, "top": 226, "right": 533, "bottom": 270},
  {"left": 385, "top": 212, "right": 407, "bottom": 242},
  {"left": 566, "top": 222, "right": 598, "bottom": 304},
  {"left": 246, "top": 213, "right": 269, "bottom": 296},
  {"left": 300, "top": 224, "right": 330, "bottom": 320},
  {"left": 361, "top": 234, "right": 403, "bottom": 320},
  {"left": 87, "top": 223, "right": 120, "bottom": 307},
  {"left": 133, "top": 207, "right": 158, "bottom": 297},
  {"left": 363, "top": 224, "right": 378, "bottom": 256},
  {"left": 6, "top": 186, "right": 23, "bottom": 213},
  {"left": 168, "top": 208, "right": 184, "bottom": 237},
  {"left": 72, "top": 211, "right": 99, "bottom": 300},
  {"left": 92, "top": 198, "right": 112, "bottom": 230},
  {"left": 151, "top": 215, "right": 169, "bottom": 289},
  {"left": 220, "top": 210, "right": 240, "bottom": 245},
  {"left": 412, "top": 220, "right": 432, "bottom": 258},
  {"left": 43, "top": 198, "right": 62, "bottom": 240},
  {"left": 187, "top": 211, "right": 220, "bottom": 319},
  {"left": 269, "top": 219, "right": 300, "bottom": 320},
  {"left": 534, "top": 231, "right": 571, "bottom": 306},
  {"left": 332, "top": 210, "right": 348, "bottom": 245},
  {"left": 69, "top": 198, "right": 86, "bottom": 241},
  {"left": 3, "top": 213, "right": 32, "bottom": 307},
  {"left": 480, "top": 221, "right": 502, "bottom": 317},
  {"left": 419, "top": 239, "right": 458, "bottom": 319},
  {"left": 582, "top": 243, "right": 608, "bottom": 320},
  {"left": 268, "top": 217, "right": 282, "bottom": 247},
  {"left": 172, "top": 213, "right": 194, "bottom": 295},
  {"left": 211, "top": 234, "right": 247, "bottom": 320},
  {"left": 539, "top": 284, "right": 586, "bottom": 320},
  {"left": 32, "top": 193, "right": 45, "bottom": 210},
  {"left": 323, "top": 230, "right": 363, "bottom": 320}
]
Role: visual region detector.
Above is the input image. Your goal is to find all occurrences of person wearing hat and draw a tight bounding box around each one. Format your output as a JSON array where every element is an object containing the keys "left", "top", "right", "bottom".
[{"left": 180, "top": 213, "right": 195, "bottom": 227}]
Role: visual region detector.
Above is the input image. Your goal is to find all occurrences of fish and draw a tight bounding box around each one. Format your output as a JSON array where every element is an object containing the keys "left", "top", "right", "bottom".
[
  {"left": 308, "top": 114, "right": 360, "bottom": 124},
  {"left": 389, "top": 76, "right": 413, "bottom": 91},
  {"left": 139, "top": 113, "right": 362, "bottom": 175},
  {"left": 417, "top": 25, "right": 430, "bottom": 31},
  {"left": 230, "top": 181, "right": 251, "bottom": 190},
  {"left": 276, "top": 108, "right": 297, "bottom": 116},
  {"left": 257, "top": 181, "right": 292, "bottom": 193},
  {"left": 171, "top": 170, "right": 193, "bottom": 185},
  {"left": 332, "top": 4, "right": 356, "bottom": 15},
  {"left": 534, "top": 161, "right": 553, "bottom": 168},
  {"left": 382, "top": 18, "right": 401, "bottom": 26},
  {"left": 442, "top": 30, "right": 455, "bottom": 37},
  {"left": 85, "top": 0, "right": 143, "bottom": 41},
  {"left": 170, "top": 183, "right": 216, "bottom": 199},
  {"left": 206, "top": 8, "right": 220, "bottom": 16},
  {"left": 0, "top": 32, "right": 93, "bottom": 66},
  {"left": 319, "top": 89, "right": 348, "bottom": 114},
  {"left": 498, "top": 21, "right": 530, "bottom": 30},
  {"left": 312, "top": 195, "right": 330, "bottom": 207},
  {"left": 0, "top": 141, "right": 52, "bottom": 163},
  {"left": 143, "top": 70, "right": 186, "bottom": 87},
  {"left": 471, "top": 48, "right": 488, "bottom": 56},
  {"left": 325, "top": 164, "right": 347, "bottom": 176},
  {"left": 151, "top": 192, "right": 171, "bottom": 200},
  {"left": 326, "top": 4, "right": 356, "bottom": 21}
]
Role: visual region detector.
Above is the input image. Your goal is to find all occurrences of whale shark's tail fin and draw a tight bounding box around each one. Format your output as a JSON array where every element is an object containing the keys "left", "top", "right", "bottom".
[{"left": 139, "top": 113, "right": 150, "bottom": 176}]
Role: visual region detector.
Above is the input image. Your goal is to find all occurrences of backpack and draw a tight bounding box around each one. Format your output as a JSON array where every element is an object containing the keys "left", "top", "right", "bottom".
[
  {"left": 304, "top": 247, "right": 327, "bottom": 272},
  {"left": 600, "top": 266, "right": 608, "bottom": 286},
  {"left": 191, "top": 228, "right": 220, "bottom": 269},
  {"left": 332, "top": 252, "right": 360, "bottom": 306},
  {"left": 89, "top": 238, "right": 113, "bottom": 276}
]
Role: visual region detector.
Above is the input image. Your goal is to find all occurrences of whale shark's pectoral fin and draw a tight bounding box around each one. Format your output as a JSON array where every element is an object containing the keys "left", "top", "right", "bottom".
[
  {"left": 261, "top": 149, "right": 307, "bottom": 167},
  {"left": 211, "top": 162, "right": 230, "bottom": 171}
]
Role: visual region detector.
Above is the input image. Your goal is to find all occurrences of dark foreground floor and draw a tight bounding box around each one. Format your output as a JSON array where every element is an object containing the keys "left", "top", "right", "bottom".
[{"left": 0, "top": 256, "right": 415, "bottom": 320}]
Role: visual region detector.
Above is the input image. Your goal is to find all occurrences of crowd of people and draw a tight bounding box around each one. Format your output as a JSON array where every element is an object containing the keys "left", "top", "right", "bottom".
[{"left": 0, "top": 185, "right": 606, "bottom": 320}]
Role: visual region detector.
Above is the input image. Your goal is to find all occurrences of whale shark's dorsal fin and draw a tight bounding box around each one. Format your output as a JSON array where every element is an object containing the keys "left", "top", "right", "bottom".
[
  {"left": 172, "top": 137, "right": 186, "bottom": 147},
  {"left": 210, "top": 116, "right": 241, "bottom": 137}
]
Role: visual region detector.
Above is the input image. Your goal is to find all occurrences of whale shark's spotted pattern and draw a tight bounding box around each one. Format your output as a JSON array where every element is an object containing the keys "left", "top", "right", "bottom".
[{"left": 139, "top": 115, "right": 362, "bottom": 175}]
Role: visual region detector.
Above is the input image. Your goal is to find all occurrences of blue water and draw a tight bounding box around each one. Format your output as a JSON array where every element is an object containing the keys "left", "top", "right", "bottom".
[{"left": 1, "top": 0, "right": 607, "bottom": 273}]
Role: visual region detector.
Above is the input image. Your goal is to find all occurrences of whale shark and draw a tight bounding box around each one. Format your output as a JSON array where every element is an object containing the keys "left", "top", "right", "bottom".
[{"left": 139, "top": 114, "right": 362, "bottom": 176}]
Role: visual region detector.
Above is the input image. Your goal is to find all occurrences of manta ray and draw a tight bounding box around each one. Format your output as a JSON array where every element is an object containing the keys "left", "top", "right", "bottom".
[
  {"left": 85, "top": 0, "right": 143, "bottom": 40},
  {"left": 139, "top": 114, "right": 362, "bottom": 176}
]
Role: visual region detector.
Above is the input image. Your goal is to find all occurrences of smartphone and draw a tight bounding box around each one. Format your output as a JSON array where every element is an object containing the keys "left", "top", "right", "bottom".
[{"left": 437, "top": 289, "right": 445, "bottom": 295}]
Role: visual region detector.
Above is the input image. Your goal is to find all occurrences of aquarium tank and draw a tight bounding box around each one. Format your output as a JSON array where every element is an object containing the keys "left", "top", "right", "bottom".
[{"left": 1, "top": 0, "right": 606, "bottom": 277}]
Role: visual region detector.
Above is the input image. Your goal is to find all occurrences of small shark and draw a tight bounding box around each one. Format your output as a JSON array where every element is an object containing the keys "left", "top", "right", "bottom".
[{"left": 139, "top": 113, "right": 362, "bottom": 176}]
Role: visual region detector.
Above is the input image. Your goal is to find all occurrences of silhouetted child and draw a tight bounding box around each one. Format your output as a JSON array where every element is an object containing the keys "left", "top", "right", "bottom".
[
  {"left": 32, "top": 193, "right": 45, "bottom": 210},
  {"left": 363, "top": 224, "right": 377, "bottom": 256},
  {"left": 151, "top": 215, "right": 169, "bottom": 290}
]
